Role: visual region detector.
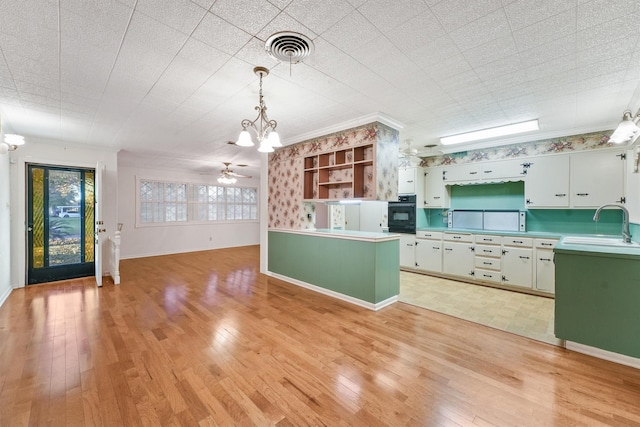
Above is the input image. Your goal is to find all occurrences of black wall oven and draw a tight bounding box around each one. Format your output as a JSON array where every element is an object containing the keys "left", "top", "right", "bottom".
[{"left": 388, "top": 194, "right": 416, "bottom": 234}]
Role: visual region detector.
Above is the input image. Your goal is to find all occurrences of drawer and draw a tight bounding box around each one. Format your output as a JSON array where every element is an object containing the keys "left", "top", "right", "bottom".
[
  {"left": 416, "top": 230, "right": 443, "bottom": 240},
  {"left": 534, "top": 238, "right": 558, "bottom": 249},
  {"left": 475, "top": 256, "right": 501, "bottom": 270},
  {"left": 443, "top": 232, "right": 473, "bottom": 242},
  {"left": 475, "top": 269, "right": 502, "bottom": 283},
  {"left": 474, "top": 234, "right": 502, "bottom": 245},
  {"left": 503, "top": 237, "right": 533, "bottom": 247},
  {"left": 475, "top": 244, "right": 501, "bottom": 257}
]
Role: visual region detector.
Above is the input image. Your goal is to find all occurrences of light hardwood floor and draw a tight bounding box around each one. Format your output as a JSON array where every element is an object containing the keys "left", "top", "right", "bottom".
[{"left": 1, "top": 245, "right": 640, "bottom": 426}]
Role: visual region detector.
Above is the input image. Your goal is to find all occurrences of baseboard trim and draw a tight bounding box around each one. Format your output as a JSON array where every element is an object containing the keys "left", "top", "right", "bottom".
[
  {"left": 267, "top": 272, "right": 398, "bottom": 311},
  {"left": 565, "top": 341, "right": 640, "bottom": 370},
  {"left": 0, "top": 286, "right": 12, "bottom": 309}
]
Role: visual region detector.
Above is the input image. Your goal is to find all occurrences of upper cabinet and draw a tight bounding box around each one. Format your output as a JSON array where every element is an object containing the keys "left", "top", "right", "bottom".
[
  {"left": 524, "top": 154, "right": 570, "bottom": 208},
  {"left": 570, "top": 149, "right": 626, "bottom": 207},
  {"left": 480, "top": 159, "right": 527, "bottom": 181},
  {"left": 442, "top": 163, "right": 481, "bottom": 183},
  {"left": 423, "top": 167, "right": 446, "bottom": 208},
  {"left": 304, "top": 144, "right": 375, "bottom": 200},
  {"left": 398, "top": 167, "right": 417, "bottom": 194}
]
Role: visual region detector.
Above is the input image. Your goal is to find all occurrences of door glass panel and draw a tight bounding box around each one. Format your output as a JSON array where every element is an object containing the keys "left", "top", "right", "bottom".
[
  {"left": 48, "top": 169, "right": 82, "bottom": 266},
  {"left": 84, "top": 171, "right": 95, "bottom": 262},
  {"left": 32, "top": 168, "right": 45, "bottom": 268}
]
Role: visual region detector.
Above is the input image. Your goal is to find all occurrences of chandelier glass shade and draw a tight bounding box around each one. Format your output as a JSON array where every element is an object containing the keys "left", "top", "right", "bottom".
[
  {"left": 217, "top": 175, "right": 237, "bottom": 185},
  {"left": 237, "top": 66, "right": 281, "bottom": 153},
  {"left": 0, "top": 133, "right": 25, "bottom": 155}
]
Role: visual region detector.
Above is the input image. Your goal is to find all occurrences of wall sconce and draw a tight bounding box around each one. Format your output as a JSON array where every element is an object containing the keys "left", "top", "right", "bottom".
[
  {"left": 0, "top": 134, "right": 25, "bottom": 154},
  {"left": 609, "top": 110, "right": 640, "bottom": 144}
]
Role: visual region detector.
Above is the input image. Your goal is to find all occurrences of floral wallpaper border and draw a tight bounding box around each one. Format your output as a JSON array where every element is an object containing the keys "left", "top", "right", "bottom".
[{"left": 420, "top": 130, "right": 614, "bottom": 168}]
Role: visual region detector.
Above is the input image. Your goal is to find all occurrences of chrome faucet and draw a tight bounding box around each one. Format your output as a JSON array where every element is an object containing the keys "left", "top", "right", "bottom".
[{"left": 593, "top": 204, "right": 632, "bottom": 243}]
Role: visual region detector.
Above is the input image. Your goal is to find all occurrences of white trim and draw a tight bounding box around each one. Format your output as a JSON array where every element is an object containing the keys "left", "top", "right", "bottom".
[
  {"left": 0, "top": 286, "right": 11, "bottom": 308},
  {"left": 268, "top": 271, "right": 398, "bottom": 311},
  {"left": 565, "top": 341, "right": 640, "bottom": 370},
  {"left": 282, "top": 112, "right": 404, "bottom": 146},
  {"left": 268, "top": 228, "right": 400, "bottom": 243}
]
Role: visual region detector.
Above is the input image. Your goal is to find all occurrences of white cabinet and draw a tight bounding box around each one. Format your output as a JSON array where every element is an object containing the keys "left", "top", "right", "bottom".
[
  {"left": 473, "top": 234, "right": 502, "bottom": 284},
  {"left": 481, "top": 159, "right": 527, "bottom": 181},
  {"left": 399, "top": 167, "right": 417, "bottom": 194},
  {"left": 524, "top": 155, "right": 570, "bottom": 208},
  {"left": 399, "top": 234, "right": 416, "bottom": 268},
  {"left": 442, "top": 233, "right": 475, "bottom": 278},
  {"left": 501, "top": 242, "right": 533, "bottom": 289},
  {"left": 570, "top": 150, "right": 626, "bottom": 207},
  {"left": 415, "top": 231, "right": 442, "bottom": 273},
  {"left": 423, "top": 167, "right": 446, "bottom": 208},
  {"left": 442, "top": 163, "right": 481, "bottom": 183},
  {"left": 534, "top": 238, "right": 557, "bottom": 293}
]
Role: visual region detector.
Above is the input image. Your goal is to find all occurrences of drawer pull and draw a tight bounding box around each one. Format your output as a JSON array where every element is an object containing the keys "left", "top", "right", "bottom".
[
  {"left": 453, "top": 236, "right": 461, "bottom": 239},
  {"left": 483, "top": 238, "right": 492, "bottom": 241},
  {"left": 433, "top": 246, "right": 440, "bottom": 250},
  {"left": 433, "top": 196, "right": 441, "bottom": 199},
  {"left": 469, "top": 171, "right": 478, "bottom": 175},
  {"left": 512, "top": 240, "right": 523, "bottom": 244},
  {"left": 541, "top": 242, "right": 553, "bottom": 246},
  {"left": 483, "top": 262, "right": 492, "bottom": 265},
  {"left": 519, "top": 256, "right": 530, "bottom": 260},
  {"left": 483, "top": 274, "right": 492, "bottom": 278},
  {"left": 539, "top": 258, "right": 552, "bottom": 261},
  {"left": 483, "top": 249, "right": 492, "bottom": 253},
  {"left": 555, "top": 193, "right": 566, "bottom": 197},
  {"left": 484, "top": 170, "right": 493, "bottom": 173},
  {"left": 576, "top": 193, "right": 589, "bottom": 196},
  {"left": 445, "top": 248, "right": 453, "bottom": 251}
]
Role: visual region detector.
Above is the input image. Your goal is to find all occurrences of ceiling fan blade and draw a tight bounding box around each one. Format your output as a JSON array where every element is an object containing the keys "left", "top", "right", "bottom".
[{"left": 227, "top": 171, "right": 252, "bottom": 179}]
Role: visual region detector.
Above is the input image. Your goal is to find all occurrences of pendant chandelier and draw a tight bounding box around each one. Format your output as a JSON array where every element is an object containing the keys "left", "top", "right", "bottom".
[{"left": 236, "top": 66, "right": 281, "bottom": 153}]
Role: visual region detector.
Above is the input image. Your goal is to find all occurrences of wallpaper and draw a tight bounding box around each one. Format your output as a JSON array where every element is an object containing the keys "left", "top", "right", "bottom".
[
  {"left": 420, "top": 130, "right": 613, "bottom": 167},
  {"left": 268, "top": 121, "right": 400, "bottom": 229}
]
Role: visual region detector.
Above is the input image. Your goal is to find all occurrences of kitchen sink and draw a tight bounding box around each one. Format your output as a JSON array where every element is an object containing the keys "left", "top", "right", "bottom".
[{"left": 561, "top": 236, "right": 640, "bottom": 248}]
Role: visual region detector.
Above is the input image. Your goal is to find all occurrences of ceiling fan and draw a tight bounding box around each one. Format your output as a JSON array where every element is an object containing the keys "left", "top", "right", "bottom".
[
  {"left": 399, "top": 140, "right": 443, "bottom": 164},
  {"left": 217, "top": 162, "right": 252, "bottom": 184}
]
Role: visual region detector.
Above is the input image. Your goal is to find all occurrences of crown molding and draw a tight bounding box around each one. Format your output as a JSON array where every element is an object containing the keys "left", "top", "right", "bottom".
[{"left": 282, "top": 112, "right": 404, "bottom": 146}]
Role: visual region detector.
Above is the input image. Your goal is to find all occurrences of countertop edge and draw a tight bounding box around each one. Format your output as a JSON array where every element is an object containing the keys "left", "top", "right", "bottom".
[{"left": 268, "top": 228, "right": 400, "bottom": 243}]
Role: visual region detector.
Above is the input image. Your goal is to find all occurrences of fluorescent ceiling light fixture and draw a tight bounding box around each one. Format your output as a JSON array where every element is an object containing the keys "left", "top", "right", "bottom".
[{"left": 440, "top": 120, "right": 539, "bottom": 146}]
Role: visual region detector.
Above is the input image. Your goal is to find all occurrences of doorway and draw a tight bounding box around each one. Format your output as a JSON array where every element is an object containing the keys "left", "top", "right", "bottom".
[{"left": 27, "top": 164, "right": 95, "bottom": 284}]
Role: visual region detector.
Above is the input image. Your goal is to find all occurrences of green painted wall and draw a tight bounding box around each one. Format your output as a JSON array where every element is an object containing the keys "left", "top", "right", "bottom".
[
  {"left": 449, "top": 182, "right": 525, "bottom": 210},
  {"left": 268, "top": 231, "right": 399, "bottom": 304},
  {"left": 555, "top": 250, "right": 640, "bottom": 358}
]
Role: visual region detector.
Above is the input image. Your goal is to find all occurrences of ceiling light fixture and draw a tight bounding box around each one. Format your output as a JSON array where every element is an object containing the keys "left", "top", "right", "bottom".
[
  {"left": 609, "top": 110, "right": 640, "bottom": 144},
  {"left": 237, "top": 66, "right": 281, "bottom": 153},
  {"left": 440, "top": 119, "right": 539, "bottom": 146},
  {"left": 0, "top": 133, "right": 25, "bottom": 154},
  {"left": 217, "top": 175, "right": 237, "bottom": 185}
]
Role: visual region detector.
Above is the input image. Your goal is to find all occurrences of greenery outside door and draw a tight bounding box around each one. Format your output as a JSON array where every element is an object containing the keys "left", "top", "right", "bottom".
[{"left": 27, "top": 164, "right": 95, "bottom": 284}]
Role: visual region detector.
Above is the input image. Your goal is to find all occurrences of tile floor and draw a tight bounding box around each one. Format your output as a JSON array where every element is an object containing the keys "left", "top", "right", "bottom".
[{"left": 399, "top": 271, "right": 563, "bottom": 346}]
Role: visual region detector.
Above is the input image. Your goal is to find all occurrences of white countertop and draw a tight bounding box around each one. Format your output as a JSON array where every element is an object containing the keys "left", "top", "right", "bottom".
[{"left": 268, "top": 228, "right": 400, "bottom": 242}]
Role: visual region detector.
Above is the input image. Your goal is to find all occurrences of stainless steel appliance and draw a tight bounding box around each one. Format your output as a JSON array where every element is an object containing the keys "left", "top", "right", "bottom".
[
  {"left": 388, "top": 194, "right": 416, "bottom": 233},
  {"left": 447, "top": 210, "right": 526, "bottom": 232}
]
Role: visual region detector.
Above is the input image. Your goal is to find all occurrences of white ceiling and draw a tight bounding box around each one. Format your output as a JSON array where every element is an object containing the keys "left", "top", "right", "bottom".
[{"left": 1, "top": 0, "right": 639, "bottom": 176}]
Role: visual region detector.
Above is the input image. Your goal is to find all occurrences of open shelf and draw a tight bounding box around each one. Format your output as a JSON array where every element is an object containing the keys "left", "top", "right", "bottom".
[{"left": 303, "top": 143, "right": 374, "bottom": 201}]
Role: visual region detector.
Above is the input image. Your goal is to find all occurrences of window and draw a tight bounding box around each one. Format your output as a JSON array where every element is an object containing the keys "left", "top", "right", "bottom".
[
  {"left": 192, "top": 185, "right": 257, "bottom": 221},
  {"left": 139, "top": 180, "right": 188, "bottom": 223},
  {"left": 138, "top": 179, "right": 257, "bottom": 225}
]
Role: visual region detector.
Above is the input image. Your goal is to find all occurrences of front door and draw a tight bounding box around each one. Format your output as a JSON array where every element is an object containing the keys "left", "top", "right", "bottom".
[{"left": 27, "top": 164, "right": 95, "bottom": 284}]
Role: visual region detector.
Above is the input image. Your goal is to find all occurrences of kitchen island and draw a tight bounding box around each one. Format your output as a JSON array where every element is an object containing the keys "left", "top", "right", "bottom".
[
  {"left": 268, "top": 228, "right": 399, "bottom": 310},
  {"left": 554, "top": 237, "right": 640, "bottom": 367}
]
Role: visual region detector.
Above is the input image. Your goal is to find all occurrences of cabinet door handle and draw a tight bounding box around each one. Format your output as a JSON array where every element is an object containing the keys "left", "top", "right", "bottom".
[
  {"left": 406, "top": 243, "right": 414, "bottom": 247},
  {"left": 519, "top": 256, "right": 530, "bottom": 259},
  {"left": 469, "top": 171, "right": 478, "bottom": 175},
  {"left": 445, "top": 248, "right": 453, "bottom": 251},
  {"left": 555, "top": 193, "right": 566, "bottom": 197},
  {"left": 433, "top": 246, "right": 440, "bottom": 250},
  {"left": 407, "top": 180, "right": 414, "bottom": 183},
  {"left": 433, "top": 196, "right": 441, "bottom": 199},
  {"left": 539, "top": 258, "right": 552, "bottom": 261},
  {"left": 576, "top": 193, "right": 589, "bottom": 196},
  {"left": 484, "top": 170, "right": 492, "bottom": 173},
  {"left": 541, "top": 242, "right": 553, "bottom": 246}
]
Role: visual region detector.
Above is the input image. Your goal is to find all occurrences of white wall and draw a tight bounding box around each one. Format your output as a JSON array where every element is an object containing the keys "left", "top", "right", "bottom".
[
  {"left": 9, "top": 138, "right": 118, "bottom": 288},
  {"left": 627, "top": 145, "right": 640, "bottom": 224},
  {"left": 0, "top": 149, "right": 11, "bottom": 305},
  {"left": 118, "top": 164, "right": 260, "bottom": 259}
]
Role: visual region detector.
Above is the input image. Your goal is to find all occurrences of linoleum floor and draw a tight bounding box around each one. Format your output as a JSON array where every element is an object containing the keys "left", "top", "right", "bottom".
[{"left": 399, "top": 271, "right": 562, "bottom": 346}]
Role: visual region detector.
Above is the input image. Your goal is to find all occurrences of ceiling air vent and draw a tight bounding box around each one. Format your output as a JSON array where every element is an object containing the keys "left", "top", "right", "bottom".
[{"left": 265, "top": 31, "right": 314, "bottom": 64}]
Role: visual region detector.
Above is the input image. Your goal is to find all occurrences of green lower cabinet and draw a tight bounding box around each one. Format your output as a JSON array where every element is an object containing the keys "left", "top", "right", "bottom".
[
  {"left": 268, "top": 231, "right": 399, "bottom": 305},
  {"left": 555, "top": 250, "right": 640, "bottom": 358}
]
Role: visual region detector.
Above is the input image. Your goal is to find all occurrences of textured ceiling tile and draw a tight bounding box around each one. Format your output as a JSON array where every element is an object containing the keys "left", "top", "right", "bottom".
[
  {"left": 122, "top": 11, "right": 188, "bottom": 57},
  {"left": 473, "top": 55, "right": 523, "bottom": 80},
  {"left": 256, "top": 11, "right": 317, "bottom": 41},
  {"left": 518, "top": 34, "right": 576, "bottom": 69},
  {"left": 450, "top": 8, "right": 512, "bottom": 51},
  {"left": 431, "top": 0, "right": 503, "bottom": 30},
  {"left": 577, "top": 0, "right": 639, "bottom": 30},
  {"left": 358, "top": 0, "right": 428, "bottom": 33},
  {"left": 462, "top": 35, "right": 518, "bottom": 68},
  {"left": 14, "top": 81, "right": 60, "bottom": 99},
  {"left": 482, "top": 71, "right": 531, "bottom": 93},
  {"left": 525, "top": 56, "right": 576, "bottom": 82},
  {"left": 234, "top": 37, "right": 281, "bottom": 69},
  {"left": 421, "top": 54, "right": 473, "bottom": 82},
  {"left": 321, "top": 11, "right": 383, "bottom": 55},
  {"left": 192, "top": 12, "right": 253, "bottom": 56},
  {"left": 504, "top": 0, "right": 575, "bottom": 31},
  {"left": 576, "top": 14, "right": 639, "bottom": 51},
  {"left": 267, "top": 0, "right": 293, "bottom": 9},
  {"left": 284, "top": 0, "right": 354, "bottom": 34},
  {"left": 386, "top": 9, "right": 445, "bottom": 54},
  {"left": 408, "top": 35, "right": 461, "bottom": 66},
  {"left": 0, "top": 0, "right": 58, "bottom": 32},
  {"left": 576, "top": 39, "right": 636, "bottom": 68},
  {"left": 512, "top": 8, "right": 576, "bottom": 51},
  {"left": 577, "top": 71, "right": 628, "bottom": 92},
  {"left": 210, "top": 0, "right": 281, "bottom": 34},
  {"left": 190, "top": 0, "right": 215, "bottom": 9},
  {"left": 136, "top": 0, "right": 207, "bottom": 34},
  {"left": 60, "top": 0, "right": 134, "bottom": 27}
]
